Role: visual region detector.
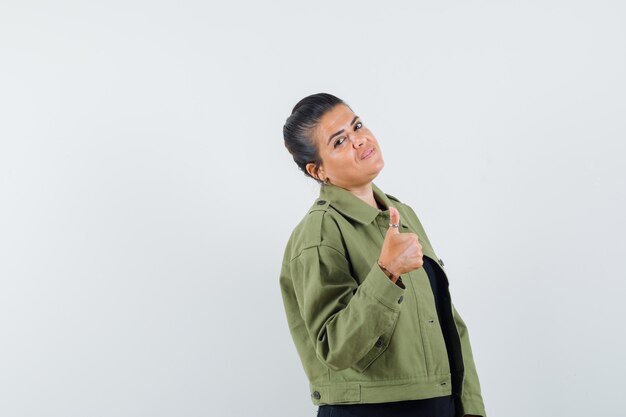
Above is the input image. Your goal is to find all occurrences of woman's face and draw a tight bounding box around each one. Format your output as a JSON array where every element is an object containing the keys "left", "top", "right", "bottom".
[{"left": 306, "top": 104, "right": 384, "bottom": 189}]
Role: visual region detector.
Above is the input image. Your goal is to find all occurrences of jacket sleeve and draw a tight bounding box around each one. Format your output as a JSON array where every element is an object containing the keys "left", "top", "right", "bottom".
[
  {"left": 452, "top": 303, "right": 487, "bottom": 416},
  {"left": 289, "top": 244, "right": 406, "bottom": 372}
]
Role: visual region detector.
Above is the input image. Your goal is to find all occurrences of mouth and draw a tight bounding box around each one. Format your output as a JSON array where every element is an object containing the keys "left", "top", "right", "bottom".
[{"left": 361, "top": 147, "right": 375, "bottom": 160}]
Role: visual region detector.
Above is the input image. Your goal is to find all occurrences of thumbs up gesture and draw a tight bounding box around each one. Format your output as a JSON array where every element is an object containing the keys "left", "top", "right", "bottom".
[{"left": 378, "top": 207, "right": 424, "bottom": 279}]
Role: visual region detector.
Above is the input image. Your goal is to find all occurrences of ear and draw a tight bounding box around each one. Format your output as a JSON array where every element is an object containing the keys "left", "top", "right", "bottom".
[{"left": 306, "top": 162, "right": 324, "bottom": 182}]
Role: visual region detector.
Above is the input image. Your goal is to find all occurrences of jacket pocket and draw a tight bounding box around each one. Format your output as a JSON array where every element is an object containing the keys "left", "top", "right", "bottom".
[{"left": 350, "top": 310, "right": 400, "bottom": 373}]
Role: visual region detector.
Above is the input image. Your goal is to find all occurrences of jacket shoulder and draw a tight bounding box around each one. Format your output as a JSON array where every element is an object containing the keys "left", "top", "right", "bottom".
[
  {"left": 385, "top": 192, "right": 402, "bottom": 203},
  {"left": 283, "top": 198, "right": 343, "bottom": 262}
]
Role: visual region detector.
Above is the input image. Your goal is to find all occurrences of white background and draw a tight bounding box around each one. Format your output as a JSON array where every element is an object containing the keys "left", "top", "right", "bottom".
[{"left": 1, "top": 1, "right": 625, "bottom": 416}]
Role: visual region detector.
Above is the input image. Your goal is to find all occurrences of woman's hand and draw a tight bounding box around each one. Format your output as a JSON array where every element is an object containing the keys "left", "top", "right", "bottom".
[{"left": 378, "top": 207, "right": 423, "bottom": 277}]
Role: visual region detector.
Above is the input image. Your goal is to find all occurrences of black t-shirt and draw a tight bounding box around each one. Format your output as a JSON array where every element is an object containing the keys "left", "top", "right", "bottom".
[{"left": 317, "top": 256, "right": 460, "bottom": 417}]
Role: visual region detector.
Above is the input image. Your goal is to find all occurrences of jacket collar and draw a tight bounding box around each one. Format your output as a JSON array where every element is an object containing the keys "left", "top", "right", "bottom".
[{"left": 318, "top": 182, "right": 393, "bottom": 225}]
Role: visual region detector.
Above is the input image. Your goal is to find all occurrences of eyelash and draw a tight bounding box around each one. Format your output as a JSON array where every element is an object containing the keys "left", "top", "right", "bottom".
[{"left": 334, "top": 122, "right": 363, "bottom": 148}]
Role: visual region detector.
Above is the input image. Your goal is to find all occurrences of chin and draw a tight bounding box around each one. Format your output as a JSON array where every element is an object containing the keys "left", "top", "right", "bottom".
[
  {"left": 367, "top": 165, "right": 384, "bottom": 181},
  {"left": 373, "top": 158, "right": 384, "bottom": 174}
]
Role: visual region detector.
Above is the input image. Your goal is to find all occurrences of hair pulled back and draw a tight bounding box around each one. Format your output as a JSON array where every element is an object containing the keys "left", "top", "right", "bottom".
[{"left": 283, "top": 92, "right": 348, "bottom": 184}]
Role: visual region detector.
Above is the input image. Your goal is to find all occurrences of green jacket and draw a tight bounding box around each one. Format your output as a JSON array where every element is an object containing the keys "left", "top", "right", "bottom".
[{"left": 279, "top": 182, "right": 487, "bottom": 416}]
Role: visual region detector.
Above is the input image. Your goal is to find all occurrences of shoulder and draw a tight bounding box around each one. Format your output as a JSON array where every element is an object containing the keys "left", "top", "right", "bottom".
[
  {"left": 282, "top": 198, "right": 344, "bottom": 262},
  {"left": 383, "top": 192, "right": 423, "bottom": 231},
  {"left": 383, "top": 191, "right": 413, "bottom": 218},
  {"left": 285, "top": 198, "right": 341, "bottom": 261},
  {"left": 385, "top": 191, "right": 402, "bottom": 203},
  {"left": 382, "top": 189, "right": 411, "bottom": 216}
]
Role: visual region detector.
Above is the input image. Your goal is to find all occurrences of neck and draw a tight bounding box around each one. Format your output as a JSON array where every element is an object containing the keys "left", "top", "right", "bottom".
[{"left": 344, "top": 182, "right": 379, "bottom": 210}]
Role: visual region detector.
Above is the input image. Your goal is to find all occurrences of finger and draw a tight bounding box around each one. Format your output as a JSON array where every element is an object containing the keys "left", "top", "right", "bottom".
[{"left": 387, "top": 207, "right": 400, "bottom": 235}]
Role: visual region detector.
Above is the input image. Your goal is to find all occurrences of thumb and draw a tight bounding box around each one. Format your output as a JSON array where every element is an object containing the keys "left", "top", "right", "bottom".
[{"left": 387, "top": 206, "right": 401, "bottom": 235}]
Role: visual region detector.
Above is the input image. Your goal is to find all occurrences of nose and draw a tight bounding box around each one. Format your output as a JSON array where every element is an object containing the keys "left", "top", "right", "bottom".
[{"left": 348, "top": 135, "right": 365, "bottom": 148}]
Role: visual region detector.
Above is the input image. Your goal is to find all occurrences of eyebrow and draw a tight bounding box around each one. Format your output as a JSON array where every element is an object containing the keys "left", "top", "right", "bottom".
[{"left": 327, "top": 116, "right": 360, "bottom": 145}]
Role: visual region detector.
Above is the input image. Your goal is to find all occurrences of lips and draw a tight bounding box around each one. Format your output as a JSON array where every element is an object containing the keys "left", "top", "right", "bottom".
[{"left": 361, "top": 147, "right": 375, "bottom": 160}]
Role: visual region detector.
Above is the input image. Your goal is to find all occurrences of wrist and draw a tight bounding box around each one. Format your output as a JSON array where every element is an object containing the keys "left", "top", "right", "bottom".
[{"left": 377, "top": 259, "right": 399, "bottom": 282}]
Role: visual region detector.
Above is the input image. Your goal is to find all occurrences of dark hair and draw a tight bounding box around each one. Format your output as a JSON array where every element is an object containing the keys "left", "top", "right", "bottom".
[{"left": 283, "top": 92, "right": 349, "bottom": 184}]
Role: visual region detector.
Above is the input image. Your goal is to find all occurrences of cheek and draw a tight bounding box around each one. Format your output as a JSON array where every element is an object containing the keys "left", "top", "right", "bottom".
[
  {"left": 328, "top": 149, "right": 349, "bottom": 161},
  {"left": 327, "top": 148, "right": 354, "bottom": 165}
]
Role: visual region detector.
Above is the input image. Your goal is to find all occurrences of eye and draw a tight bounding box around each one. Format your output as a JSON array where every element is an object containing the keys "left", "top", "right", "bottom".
[
  {"left": 334, "top": 137, "right": 346, "bottom": 148},
  {"left": 355, "top": 121, "right": 363, "bottom": 130}
]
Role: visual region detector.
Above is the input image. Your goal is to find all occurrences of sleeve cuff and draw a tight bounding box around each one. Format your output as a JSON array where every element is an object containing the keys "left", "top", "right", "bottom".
[{"left": 358, "top": 260, "right": 406, "bottom": 311}]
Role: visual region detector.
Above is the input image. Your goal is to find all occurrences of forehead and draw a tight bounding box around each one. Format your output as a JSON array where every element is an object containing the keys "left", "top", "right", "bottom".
[{"left": 317, "top": 104, "right": 355, "bottom": 136}]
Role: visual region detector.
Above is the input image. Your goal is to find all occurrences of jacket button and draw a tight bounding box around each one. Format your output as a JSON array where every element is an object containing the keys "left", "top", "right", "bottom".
[
  {"left": 438, "top": 258, "right": 444, "bottom": 267},
  {"left": 317, "top": 200, "right": 326, "bottom": 205},
  {"left": 312, "top": 390, "right": 321, "bottom": 399},
  {"left": 397, "top": 295, "right": 404, "bottom": 304},
  {"left": 375, "top": 336, "right": 385, "bottom": 348}
]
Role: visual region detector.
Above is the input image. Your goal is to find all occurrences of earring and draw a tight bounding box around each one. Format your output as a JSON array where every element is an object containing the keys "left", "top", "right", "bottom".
[{"left": 323, "top": 177, "right": 330, "bottom": 185}]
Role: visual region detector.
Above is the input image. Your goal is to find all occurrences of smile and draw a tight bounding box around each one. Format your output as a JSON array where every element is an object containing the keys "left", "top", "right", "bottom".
[{"left": 361, "top": 148, "right": 375, "bottom": 160}]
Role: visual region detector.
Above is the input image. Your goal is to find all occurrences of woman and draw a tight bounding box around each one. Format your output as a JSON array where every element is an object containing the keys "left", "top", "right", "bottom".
[{"left": 279, "top": 93, "right": 487, "bottom": 417}]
